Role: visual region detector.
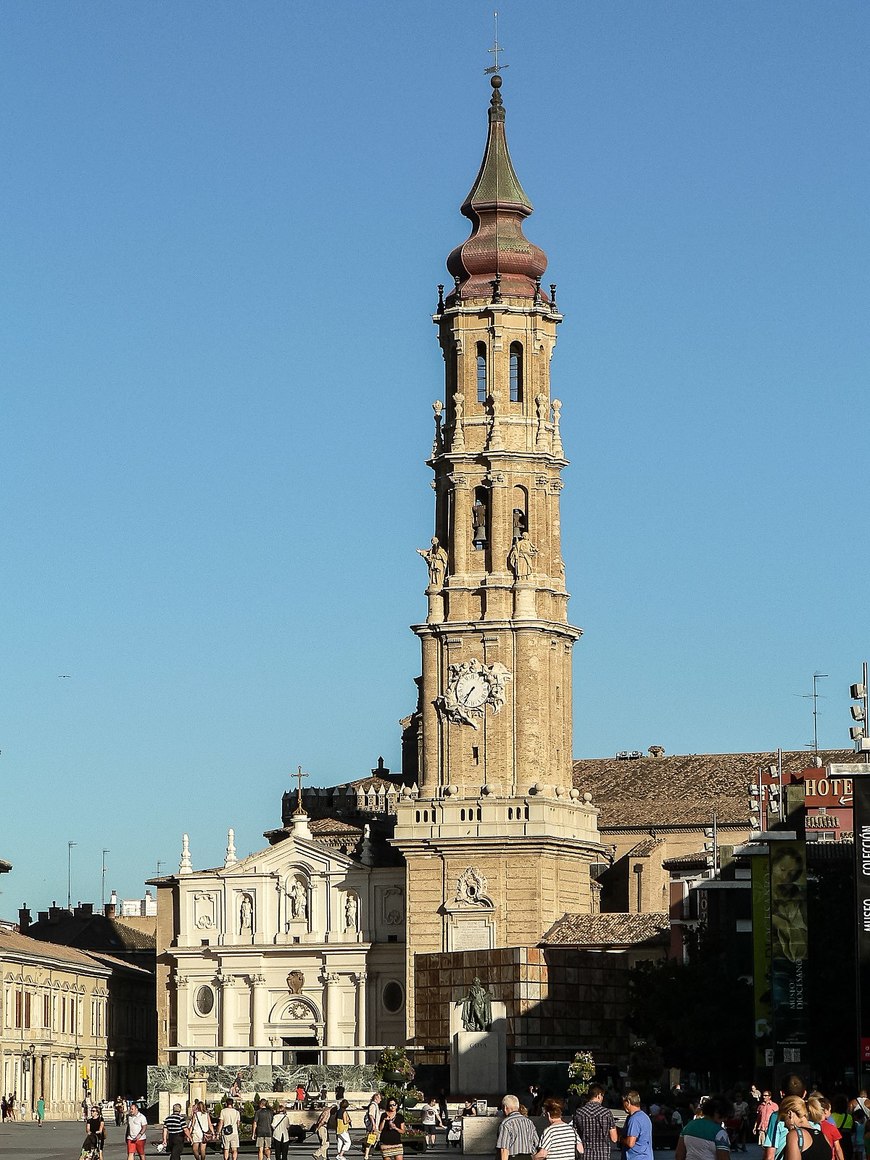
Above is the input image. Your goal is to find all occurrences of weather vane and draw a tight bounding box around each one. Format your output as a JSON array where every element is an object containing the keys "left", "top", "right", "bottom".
[{"left": 484, "top": 10, "right": 508, "bottom": 75}]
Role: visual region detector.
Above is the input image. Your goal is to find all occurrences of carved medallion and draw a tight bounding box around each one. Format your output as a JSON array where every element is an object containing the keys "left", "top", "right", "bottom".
[
  {"left": 455, "top": 867, "right": 489, "bottom": 905},
  {"left": 193, "top": 893, "right": 216, "bottom": 930},
  {"left": 286, "top": 970, "right": 305, "bottom": 995},
  {"left": 436, "top": 658, "right": 512, "bottom": 728},
  {"left": 288, "top": 1000, "right": 308, "bottom": 1020},
  {"left": 382, "top": 886, "right": 404, "bottom": 926}
]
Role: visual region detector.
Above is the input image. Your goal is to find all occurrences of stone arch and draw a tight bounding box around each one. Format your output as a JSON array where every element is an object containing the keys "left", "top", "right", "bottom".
[{"left": 269, "top": 994, "right": 322, "bottom": 1026}]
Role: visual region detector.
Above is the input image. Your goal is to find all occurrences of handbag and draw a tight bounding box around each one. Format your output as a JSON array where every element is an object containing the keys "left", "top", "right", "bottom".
[
  {"left": 366, "top": 1133, "right": 379, "bottom": 1146},
  {"left": 223, "top": 1124, "right": 234, "bottom": 1136}
]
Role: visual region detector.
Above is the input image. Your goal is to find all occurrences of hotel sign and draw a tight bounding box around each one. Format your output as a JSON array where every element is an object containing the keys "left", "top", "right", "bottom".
[{"left": 804, "top": 776, "right": 853, "bottom": 807}]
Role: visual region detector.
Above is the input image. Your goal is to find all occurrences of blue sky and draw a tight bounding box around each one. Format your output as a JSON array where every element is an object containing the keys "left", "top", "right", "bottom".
[{"left": 2, "top": 1, "right": 868, "bottom": 914}]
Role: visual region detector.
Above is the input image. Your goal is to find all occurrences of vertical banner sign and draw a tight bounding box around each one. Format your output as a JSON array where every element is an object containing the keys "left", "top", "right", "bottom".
[
  {"left": 770, "top": 839, "right": 808, "bottom": 1060},
  {"left": 752, "top": 855, "right": 772, "bottom": 1070},
  {"left": 853, "top": 775, "right": 870, "bottom": 1063}
]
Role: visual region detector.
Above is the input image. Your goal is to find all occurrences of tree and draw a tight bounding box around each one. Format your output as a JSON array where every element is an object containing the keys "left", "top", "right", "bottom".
[{"left": 628, "top": 929, "right": 753, "bottom": 1087}]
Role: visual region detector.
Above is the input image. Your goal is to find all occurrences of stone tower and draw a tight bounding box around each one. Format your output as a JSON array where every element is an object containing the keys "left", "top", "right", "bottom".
[{"left": 394, "top": 74, "right": 604, "bottom": 1029}]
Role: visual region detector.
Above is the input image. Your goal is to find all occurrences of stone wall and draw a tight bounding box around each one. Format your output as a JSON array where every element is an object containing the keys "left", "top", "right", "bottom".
[
  {"left": 147, "top": 1062, "right": 378, "bottom": 1106},
  {"left": 414, "top": 947, "right": 630, "bottom": 1066}
]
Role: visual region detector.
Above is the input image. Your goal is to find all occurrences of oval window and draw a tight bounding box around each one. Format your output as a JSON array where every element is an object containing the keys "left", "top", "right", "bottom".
[
  {"left": 194, "top": 985, "right": 215, "bottom": 1016},
  {"left": 382, "top": 981, "right": 404, "bottom": 1014}
]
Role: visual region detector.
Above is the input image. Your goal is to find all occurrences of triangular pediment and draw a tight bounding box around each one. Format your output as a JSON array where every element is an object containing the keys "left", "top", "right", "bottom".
[{"left": 200, "top": 833, "right": 358, "bottom": 883}]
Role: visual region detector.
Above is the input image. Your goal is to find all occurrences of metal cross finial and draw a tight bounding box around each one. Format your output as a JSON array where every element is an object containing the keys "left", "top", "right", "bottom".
[
  {"left": 292, "top": 763, "right": 309, "bottom": 813},
  {"left": 485, "top": 11, "right": 508, "bottom": 75}
]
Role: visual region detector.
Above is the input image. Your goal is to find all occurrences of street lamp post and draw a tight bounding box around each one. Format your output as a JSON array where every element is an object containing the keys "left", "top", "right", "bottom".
[
  {"left": 850, "top": 663, "right": 870, "bottom": 752},
  {"left": 23, "top": 1044, "right": 35, "bottom": 1117}
]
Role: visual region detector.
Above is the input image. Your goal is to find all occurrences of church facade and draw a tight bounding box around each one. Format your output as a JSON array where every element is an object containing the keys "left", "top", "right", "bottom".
[{"left": 154, "top": 73, "right": 622, "bottom": 1069}]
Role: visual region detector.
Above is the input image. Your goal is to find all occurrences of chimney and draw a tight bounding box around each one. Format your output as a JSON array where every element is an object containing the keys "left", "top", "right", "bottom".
[
  {"left": 18, "top": 905, "right": 31, "bottom": 933},
  {"left": 104, "top": 894, "right": 117, "bottom": 918}
]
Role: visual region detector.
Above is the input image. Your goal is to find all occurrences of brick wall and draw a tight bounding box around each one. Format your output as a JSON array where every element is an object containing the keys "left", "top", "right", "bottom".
[{"left": 414, "top": 946, "right": 630, "bottom": 1065}]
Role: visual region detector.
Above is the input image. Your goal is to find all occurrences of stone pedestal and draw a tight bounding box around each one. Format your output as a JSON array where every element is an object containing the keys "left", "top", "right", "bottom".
[
  {"left": 449, "top": 999, "right": 506, "bottom": 1101},
  {"left": 188, "top": 1075, "right": 207, "bottom": 1110},
  {"left": 513, "top": 582, "right": 536, "bottom": 619},
  {"left": 426, "top": 588, "right": 445, "bottom": 624},
  {"left": 460, "top": 1116, "right": 502, "bottom": 1154}
]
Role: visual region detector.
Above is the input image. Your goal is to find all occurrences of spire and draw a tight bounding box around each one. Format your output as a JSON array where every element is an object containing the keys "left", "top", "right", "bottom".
[{"left": 446, "top": 74, "right": 548, "bottom": 303}]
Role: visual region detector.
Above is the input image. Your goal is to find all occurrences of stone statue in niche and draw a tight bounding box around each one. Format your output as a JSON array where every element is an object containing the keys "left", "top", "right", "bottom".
[
  {"left": 508, "top": 531, "right": 538, "bottom": 580},
  {"left": 345, "top": 893, "right": 358, "bottom": 931},
  {"left": 417, "top": 537, "right": 448, "bottom": 589},
  {"left": 289, "top": 879, "right": 307, "bottom": 921},
  {"left": 461, "top": 976, "right": 493, "bottom": 1032},
  {"left": 512, "top": 508, "right": 526, "bottom": 542},
  {"left": 239, "top": 893, "right": 253, "bottom": 934},
  {"left": 287, "top": 970, "right": 305, "bottom": 995},
  {"left": 472, "top": 499, "right": 487, "bottom": 549}
]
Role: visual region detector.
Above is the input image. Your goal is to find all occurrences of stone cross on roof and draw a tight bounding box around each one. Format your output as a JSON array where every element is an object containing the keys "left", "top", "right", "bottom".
[{"left": 291, "top": 764, "right": 309, "bottom": 815}]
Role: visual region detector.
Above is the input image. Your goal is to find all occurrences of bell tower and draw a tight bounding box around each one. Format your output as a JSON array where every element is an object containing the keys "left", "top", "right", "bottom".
[{"left": 394, "top": 73, "right": 604, "bottom": 1027}]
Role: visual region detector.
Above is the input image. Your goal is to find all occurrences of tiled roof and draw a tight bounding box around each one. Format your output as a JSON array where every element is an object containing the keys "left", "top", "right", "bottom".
[
  {"left": 0, "top": 927, "right": 111, "bottom": 972},
  {"left": 86, "top": 950, "right": 154, "bottom": 976},
  {"left": 27, "top": 914, "right": 156, "bottom": 953},
  {"left": 573, "top": 749, "right": 855, "bottom": 829},
  {"left": 541, "top": 912, "right": 670, "bottom": 947},
  {"left": 661, "top": 851, "right": 709, "bottom": 871},
  {"left": 308, "top": 817, "right": 363, "bottom": 836},
  {"left": 627, "top": 838, "right": 662, "bottom": 858}
]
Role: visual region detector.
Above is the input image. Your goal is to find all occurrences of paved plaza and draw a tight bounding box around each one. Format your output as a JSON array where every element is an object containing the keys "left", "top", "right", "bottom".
[{"left": 0, "top": 1119, "right": 767, "bottom": 1160}]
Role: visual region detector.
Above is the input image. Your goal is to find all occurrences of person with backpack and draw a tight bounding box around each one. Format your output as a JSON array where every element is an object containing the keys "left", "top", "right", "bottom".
[
  {"left": 313, "top": 1103, "right": 333, "bottom": 1160},
  {"left": 363, "top": 1093, "right": 382, "bottom": 1160},
  {"left": 254, "top": 1099, "right": 274, "bottom": 1160},
  {"left": 217, "top": 1097, "right": 242, "bottom": 1160}
]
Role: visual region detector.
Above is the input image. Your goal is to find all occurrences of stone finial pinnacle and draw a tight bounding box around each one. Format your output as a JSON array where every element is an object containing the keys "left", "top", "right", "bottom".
[
  {"left": 224, "top": 828, "right": 237, "bottom": 868},
  {"left": 179, "top": 833, "right": 192, "bottom": 875}
]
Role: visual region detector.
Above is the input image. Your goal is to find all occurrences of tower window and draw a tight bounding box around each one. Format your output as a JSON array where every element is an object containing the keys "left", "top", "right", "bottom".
[
  {"left": 509, "top": 343, "right": 523, "bottom": 403},
  {"left": 472, "top": 487, "right": 489, "bottom": 551},
  {"left": 476, "top": 343, "right": 487, "bottom": 403}
]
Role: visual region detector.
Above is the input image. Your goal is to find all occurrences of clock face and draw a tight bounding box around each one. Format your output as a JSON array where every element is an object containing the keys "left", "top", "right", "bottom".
[{"left": 455, "top": 673, "right": 489, "bottom": 708}]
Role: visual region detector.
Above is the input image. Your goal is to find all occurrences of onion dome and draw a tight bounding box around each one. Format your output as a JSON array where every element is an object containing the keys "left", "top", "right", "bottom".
[{"left": 446, "top": 74, "right": 548, "bottom": 303}]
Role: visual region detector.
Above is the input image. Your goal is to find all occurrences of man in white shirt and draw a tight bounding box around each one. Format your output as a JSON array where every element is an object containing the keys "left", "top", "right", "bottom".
[{"left": 126, "top": 1101, "right": 148, "bottom": 1158}]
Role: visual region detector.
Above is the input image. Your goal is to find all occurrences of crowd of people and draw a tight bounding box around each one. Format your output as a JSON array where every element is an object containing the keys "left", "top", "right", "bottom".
[
  {"left": 56, "top": 1073, "right": 870, "bottom": 1160},
  {"left": 493, "top": 1076, "right": 870, "bottom": 1160}
]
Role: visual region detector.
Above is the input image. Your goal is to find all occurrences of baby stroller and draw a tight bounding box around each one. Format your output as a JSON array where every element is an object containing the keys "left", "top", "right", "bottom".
[
  {"left": 79, "top": 1131, "right": 101, "bottom": 1160},
  {"left": 447, "top": 1118, "right": 462, "bottom": 1148}
]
